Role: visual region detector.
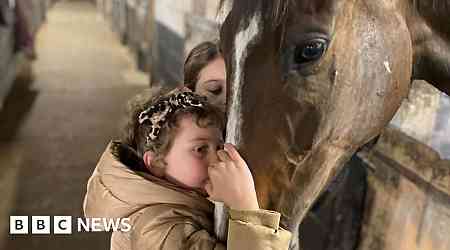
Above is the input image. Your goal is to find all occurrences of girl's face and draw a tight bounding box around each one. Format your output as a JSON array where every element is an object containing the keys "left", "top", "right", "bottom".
[
  {"left": 195, "top": 57, "right": 227, "bottom": 111},
  {"left": 163, "top": 115, "right": 223, "bottom": 191}
]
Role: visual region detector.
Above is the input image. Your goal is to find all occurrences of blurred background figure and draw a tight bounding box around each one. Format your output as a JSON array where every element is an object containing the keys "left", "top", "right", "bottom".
[{"left": 14, "top": 0, "right": 37, "bottom": 60}]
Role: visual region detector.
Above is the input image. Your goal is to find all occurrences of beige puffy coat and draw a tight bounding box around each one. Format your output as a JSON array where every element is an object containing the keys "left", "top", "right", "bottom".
[{"left": 83, "top": 142, "right": 292, "bottom": 250}]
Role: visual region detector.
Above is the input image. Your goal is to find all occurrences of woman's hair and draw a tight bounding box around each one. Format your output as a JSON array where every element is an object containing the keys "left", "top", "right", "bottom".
[
  {"left": 121, "top": 86, "right": 224, "bottom": 169},
  {"left": 184, "top": 40, "right": 221, "bottom": 91}
]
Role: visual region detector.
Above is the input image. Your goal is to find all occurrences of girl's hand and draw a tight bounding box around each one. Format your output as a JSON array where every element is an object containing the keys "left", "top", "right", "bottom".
[{"left": 204, "top": 143, "right": 259, "bottom": 210}]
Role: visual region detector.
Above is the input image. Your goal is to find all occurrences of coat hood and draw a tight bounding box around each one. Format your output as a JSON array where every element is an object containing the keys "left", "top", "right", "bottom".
[{"left": 83, "top": 142, "right": 214, "bottom": 220}]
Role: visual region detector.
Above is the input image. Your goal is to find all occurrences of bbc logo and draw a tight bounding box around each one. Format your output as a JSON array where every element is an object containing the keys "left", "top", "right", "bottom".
[{"left": 10, "top": 216, "right": 72, "bottom": 234}]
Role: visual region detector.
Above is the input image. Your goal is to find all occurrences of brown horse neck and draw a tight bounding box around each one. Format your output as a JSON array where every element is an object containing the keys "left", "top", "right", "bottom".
[{"left": 403, "top": 0, "right": 450, "bottom": 95}]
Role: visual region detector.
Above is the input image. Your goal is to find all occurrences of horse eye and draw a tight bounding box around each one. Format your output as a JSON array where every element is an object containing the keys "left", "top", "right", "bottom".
[{"left": 294, "top": 39, "right": 328, "bottom": 65}]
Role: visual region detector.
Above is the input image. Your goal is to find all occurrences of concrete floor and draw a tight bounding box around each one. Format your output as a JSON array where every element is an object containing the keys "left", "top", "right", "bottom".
[{"left": 0, "top": 1, "right": 147, "bottom": 249}]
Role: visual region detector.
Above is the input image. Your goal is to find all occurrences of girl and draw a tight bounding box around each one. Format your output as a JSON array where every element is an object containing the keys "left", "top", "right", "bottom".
[{"left": 83, "top": 86, "right": 291, "bottom": 250}]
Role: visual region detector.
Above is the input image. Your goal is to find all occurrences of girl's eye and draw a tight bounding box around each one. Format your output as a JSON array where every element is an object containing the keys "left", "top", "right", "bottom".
[
  {"left": 194, "top": 145, "right": 208, "bottom": 155},
  {"left": 208, "top": 86, "right": 222, "bottom": 96},
  {"left": 204, "top": 81, "right": 223, "bottom": 96},
  {"left": 216, "top": 144, "right": 224, "bottom": 151}
]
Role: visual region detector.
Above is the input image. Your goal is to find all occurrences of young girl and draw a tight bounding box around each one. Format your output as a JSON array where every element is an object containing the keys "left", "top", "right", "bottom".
[{"left": 83, "top": 86, "right": 291, "bottom": 250}]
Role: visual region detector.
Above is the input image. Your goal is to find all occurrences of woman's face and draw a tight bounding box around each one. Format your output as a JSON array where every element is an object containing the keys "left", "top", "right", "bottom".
[{"left": 195, "top": 57, "right": 226, "bottom": 111}]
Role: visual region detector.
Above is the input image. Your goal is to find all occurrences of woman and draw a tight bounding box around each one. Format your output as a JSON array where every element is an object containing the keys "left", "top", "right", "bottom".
[{"left": 184, "top": 41, "right": 226, "bottom": 111}]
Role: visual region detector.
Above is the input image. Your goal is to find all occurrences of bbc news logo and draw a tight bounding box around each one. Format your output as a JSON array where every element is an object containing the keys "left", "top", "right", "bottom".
[{"left": 10, "top": 216, "right": 131, "bottom": 234}]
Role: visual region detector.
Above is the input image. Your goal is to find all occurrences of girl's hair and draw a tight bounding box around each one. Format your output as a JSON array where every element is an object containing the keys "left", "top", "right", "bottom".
[
  {"left": 121, "top": 86, "right": 224, "bottom": 169},
  {"left": 184, "top": 40, "right": 221, "bottom": 91}
]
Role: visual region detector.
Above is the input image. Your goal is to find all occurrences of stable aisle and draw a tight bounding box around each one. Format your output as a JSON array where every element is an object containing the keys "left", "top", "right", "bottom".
[{"left": 0, "top": 1, "right": 148, "bottom": 249}]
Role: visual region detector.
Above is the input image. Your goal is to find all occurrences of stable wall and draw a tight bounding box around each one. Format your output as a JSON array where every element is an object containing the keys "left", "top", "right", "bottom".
[
  {"left": 0, "top": 0, "right": 49, "bottom": 110},
  {"left": 358, "top": 126, "right": 450, "bottom": 250},
  {"left": 0, "top": 0, "right": 17, "bottom": 110},
  {"left": 356, "top": 80, "right": 450, "bottom": 250},
  {"left": 150, "top": 0, "right": 220, "bottom": 85}
]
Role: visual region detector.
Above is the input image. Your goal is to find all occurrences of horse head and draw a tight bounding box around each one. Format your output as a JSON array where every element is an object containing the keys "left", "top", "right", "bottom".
[{"left": 218, "top": 0, "right": 450, "bottom": 247}]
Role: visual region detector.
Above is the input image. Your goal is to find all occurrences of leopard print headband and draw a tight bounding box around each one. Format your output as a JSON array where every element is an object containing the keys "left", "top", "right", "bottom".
[{"left": 138, "top": 89, "right": 205, "bottom": 144}]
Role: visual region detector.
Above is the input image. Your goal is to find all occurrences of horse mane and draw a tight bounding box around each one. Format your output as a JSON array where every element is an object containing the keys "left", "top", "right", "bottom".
[{"left": 219, "top": 0, "right": 292, "bottom": 28}]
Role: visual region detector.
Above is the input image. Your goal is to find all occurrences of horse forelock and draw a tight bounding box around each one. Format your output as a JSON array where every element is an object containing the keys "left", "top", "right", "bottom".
[
  {"left": 269, "top": 0, "right": 292, "bottom": 28},
  {"left": 218, "top": 0, "right": 291, "bottom": 30}
]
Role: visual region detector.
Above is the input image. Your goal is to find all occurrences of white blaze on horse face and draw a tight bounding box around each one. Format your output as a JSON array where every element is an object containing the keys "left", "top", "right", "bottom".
[
  {"left": 216, "top": 10, "right": 263, "bottom": 241},
  {"left": 216, "top": 0, "right": 233, "bottom": 25},
  {"left": 226, "top": 12, "right": 262, "bottom": 146}
]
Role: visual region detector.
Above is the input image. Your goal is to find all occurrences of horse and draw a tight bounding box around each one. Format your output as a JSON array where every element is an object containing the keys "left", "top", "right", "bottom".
[{"left": 216, "top": 1, "right": 450, "bottom": 249}]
